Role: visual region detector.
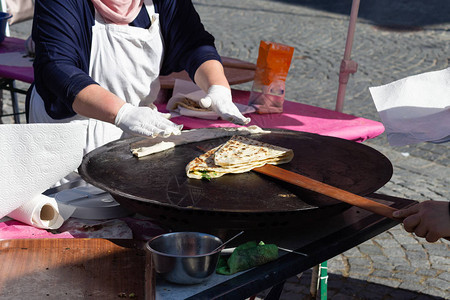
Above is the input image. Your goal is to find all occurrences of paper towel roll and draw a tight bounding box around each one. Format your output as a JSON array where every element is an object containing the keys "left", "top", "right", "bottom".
[
  {"left": 7, "top": 194, "right": 75, "bottom": 229},
  {"left": 0, "top": 123, "right": 86, "bottom": 223}
]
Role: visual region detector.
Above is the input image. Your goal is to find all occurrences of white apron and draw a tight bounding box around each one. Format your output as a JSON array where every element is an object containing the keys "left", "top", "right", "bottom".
[{"left": 29, "top": 0, "right": 164, "bottom": 156}]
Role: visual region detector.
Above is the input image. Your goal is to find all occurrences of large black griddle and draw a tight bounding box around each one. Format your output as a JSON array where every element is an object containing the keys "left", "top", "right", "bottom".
[{"left": 79, "top": 129, "right": 393, "bottom": 231}]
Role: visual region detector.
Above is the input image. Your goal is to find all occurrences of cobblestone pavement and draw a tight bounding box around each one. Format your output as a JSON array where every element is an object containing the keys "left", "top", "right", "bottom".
[{"left": 1, "top": 1, "right": 448, "bottom": 299}]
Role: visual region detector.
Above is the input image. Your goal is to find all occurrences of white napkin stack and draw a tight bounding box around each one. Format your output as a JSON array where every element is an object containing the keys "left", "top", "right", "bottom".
[
  {"left": 166, "top": 79, "right": 255, "bottom": 119},
  {"left": 0, "top": 123, "right": 85, "bottom": 229},
  {"left": 369, "top": 67, "right": 450, "bottom": 146}
]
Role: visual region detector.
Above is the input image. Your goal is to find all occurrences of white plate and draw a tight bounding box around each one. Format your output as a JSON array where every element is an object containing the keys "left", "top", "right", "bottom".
[{"left": 55, "top": 185, "right": 131, "bottom": 220}]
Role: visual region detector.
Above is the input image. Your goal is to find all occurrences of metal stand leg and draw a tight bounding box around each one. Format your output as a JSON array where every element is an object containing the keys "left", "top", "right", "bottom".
[
  {"left": 310, "top": 265, "right": 319, "bottom": 298},
  {"left": 10, "top": 80, "right": 21, "bottom": 124},
  {"left": 309, "top": 261, "right": 328, "bottom": 299},
  {"left": 0, "top": 78, "right": 28, "bottom": 124},
  {"left": 0, "top": 89, "right": 3, "bottom": 124}
]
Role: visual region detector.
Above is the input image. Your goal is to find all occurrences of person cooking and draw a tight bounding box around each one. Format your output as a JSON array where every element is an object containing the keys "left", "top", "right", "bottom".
[{"left": 28, "top": 0, "right": 250, "bottom": 156}]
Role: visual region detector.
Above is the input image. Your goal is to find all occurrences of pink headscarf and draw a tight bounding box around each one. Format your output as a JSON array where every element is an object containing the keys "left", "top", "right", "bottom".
[{"left": 91, "top": 0, "right": 144, "bottom": 25}]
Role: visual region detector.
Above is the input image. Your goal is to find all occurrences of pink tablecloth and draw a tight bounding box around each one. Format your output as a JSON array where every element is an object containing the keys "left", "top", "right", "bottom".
[
  {"left": 157, "top": 89, "right": 384, "bottom": 143},
  {"left": 0, "top": 37, "right": 34, "bottom": 83},
  {"left": 0, "top": 217, "right": 167, "bottom": 241}
]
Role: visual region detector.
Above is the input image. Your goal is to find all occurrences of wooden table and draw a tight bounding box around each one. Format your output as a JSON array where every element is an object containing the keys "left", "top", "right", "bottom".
[{"left": 0, "top": 239, "right": 147, "bottom": 299}]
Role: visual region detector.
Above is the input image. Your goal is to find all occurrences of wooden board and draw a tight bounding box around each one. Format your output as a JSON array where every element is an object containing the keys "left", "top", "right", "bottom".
[
  {"left": 0, "top": 239, "right": 150, "bottom": 299},
  {"left": 159, "top": 57, "right": 256, "bottom": 89}
]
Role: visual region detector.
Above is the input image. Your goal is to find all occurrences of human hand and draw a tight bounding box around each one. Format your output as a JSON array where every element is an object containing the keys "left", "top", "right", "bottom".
[
  {"left": 199, "top": 85, "right": 251, "bottom": 125},
  {"left": 115, "top": 103, "right": 182, "bottom": 137},
  {"left": 393, "top": 200, "right": 450, "bottom": 242}
]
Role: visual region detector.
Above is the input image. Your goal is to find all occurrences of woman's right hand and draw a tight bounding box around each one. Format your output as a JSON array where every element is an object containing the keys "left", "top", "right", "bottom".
[
  {"left": 393, "top": 200, "right": 450, "bottom": 242},
  {"left": 115, "top": 103, "right": 183, "bottom": 137}
]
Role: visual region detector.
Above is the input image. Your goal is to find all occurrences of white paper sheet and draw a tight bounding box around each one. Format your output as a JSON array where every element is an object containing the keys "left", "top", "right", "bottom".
[
  {"left": 166, "top": 79, "right": 255, "bottom": 119},
  {"left": 0, "top": 123, "right": 85, "bottom": 229},
  {"left": 369, "top": 67, "right": 450, "bottom": 146}
]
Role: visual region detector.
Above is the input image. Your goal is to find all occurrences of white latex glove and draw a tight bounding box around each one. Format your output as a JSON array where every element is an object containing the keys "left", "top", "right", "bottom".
[
  {"left": 199, "top": 85, "right": 251, "bottom": 125},
  {"left": 115, "top": 103, "right": 183, "bottom": 138}
]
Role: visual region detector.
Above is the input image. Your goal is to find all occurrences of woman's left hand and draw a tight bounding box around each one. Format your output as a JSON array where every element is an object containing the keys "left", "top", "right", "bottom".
[{"left": 199, "top": 85, "right": 251, "bottom": 125}]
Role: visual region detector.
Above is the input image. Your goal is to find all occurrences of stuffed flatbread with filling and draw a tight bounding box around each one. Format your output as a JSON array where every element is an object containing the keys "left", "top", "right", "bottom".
[{"left": 186, "top": 135, "right": 293, "bottom": 179}]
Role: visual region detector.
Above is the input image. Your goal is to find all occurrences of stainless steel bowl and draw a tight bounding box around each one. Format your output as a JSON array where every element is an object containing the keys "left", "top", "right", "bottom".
[{"left": 146, "top": 232, "right": 223, "bottom": 284}]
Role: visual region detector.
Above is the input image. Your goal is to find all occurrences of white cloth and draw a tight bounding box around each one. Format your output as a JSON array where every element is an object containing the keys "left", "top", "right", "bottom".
[
  {"left": 369, "top": 67, "right": 450, "bottom": 146},
  {"left": 166, "top": 79, "right": 255, "bottom": 120},
  {"left": 29, "top": 0, "right": 164, "bottom": 155},
  {"left": 89, "top": 0, "right": 163, "bottom": 109}
]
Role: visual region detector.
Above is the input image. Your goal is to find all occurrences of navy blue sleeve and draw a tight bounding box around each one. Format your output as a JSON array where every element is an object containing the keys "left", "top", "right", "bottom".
[
  {"left": 154, "top": 0, "right": 221, "bottom": 81},
  {"left": 32, "top": 0, "right": 96, "bottom": 119}
]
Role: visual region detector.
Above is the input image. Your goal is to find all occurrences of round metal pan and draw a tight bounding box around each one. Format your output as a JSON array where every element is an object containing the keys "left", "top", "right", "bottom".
[{"left": 79, "top": 129, "right": 393, "bottom": 230}]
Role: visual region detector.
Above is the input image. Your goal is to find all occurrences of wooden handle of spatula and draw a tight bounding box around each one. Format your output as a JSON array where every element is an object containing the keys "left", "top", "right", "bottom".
[{"left": 253, "top": 164, "right": 398, "bottom": 220}]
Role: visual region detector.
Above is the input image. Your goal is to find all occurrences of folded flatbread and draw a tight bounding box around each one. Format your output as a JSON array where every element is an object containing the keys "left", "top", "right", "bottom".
[
  {"left": 130, "top": 126, "right": 270, "bottom": 158},
  {"left": 214, "top": 135, "right": 294, "bottom": 166},
  {"left": 173, "top": 98, "right": 210, "bottom": 112},
  {"left": 186, "top": 135, "right": 294, "bottom": 179}
]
